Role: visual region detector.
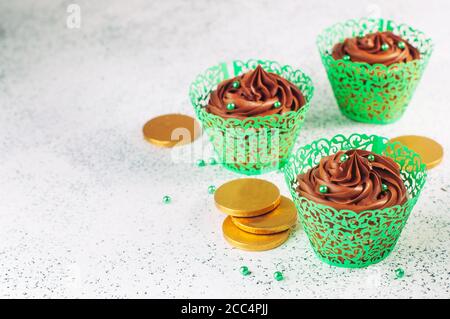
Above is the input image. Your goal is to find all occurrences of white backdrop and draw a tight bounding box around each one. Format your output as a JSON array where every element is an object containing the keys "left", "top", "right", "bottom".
[{"left": 0, "top": 0, "right": 449, "bottom": 298}]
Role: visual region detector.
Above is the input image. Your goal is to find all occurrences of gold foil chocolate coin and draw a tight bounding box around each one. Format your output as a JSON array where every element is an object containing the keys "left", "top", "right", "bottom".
[
  {"left": 222, "top": 216, "right": 289, "bottom": 251},
  {"left": 231, "top": 196, "right": 297, "bottom": 234},
  {"left": 143, "top": 114, "right": 200, "bottom": 147},
  {"left": 390, "top": 135, "right": 443, "bottom": 169},
  {"left": 214, "top": 178, "right": 281, "bottom": 217}
]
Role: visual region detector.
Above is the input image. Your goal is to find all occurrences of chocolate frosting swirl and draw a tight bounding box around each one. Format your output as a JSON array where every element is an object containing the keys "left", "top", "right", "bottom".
[
  {"left": 332, "top": 31, "right": 420, "bottom": 66},
  {"left": 296, "top": 150, "right": 407, "bottom": 212},
  {"left": 206, "top": 65, "right": 306, "bottom": 119}
]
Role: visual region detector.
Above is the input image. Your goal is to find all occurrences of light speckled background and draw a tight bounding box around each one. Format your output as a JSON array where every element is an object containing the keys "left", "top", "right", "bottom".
[{"left": 0, "top": 0, "right": 449, "bottom": 298}]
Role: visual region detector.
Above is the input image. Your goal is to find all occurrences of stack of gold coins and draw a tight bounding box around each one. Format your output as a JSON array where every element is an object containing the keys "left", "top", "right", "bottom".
[{"left": 215, "top": 178, "right": 298, "bottom": 251}]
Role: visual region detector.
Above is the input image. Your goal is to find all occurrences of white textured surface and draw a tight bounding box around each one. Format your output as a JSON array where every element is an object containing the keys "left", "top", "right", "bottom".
[{"left": 0, "top": 0, "right": 449, "bottom": 298}]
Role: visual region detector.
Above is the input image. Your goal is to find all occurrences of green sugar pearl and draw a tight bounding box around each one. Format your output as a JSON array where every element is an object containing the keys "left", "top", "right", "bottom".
[
  {"left": 368, "top": 154, "right": 375, "bottom": 162},
  {"left": 273, "top": 271, "right": 284, "bottom": 281},
  {"left": 226, "top": 103, "right": 235, "bottom": 111},
  {"left": 232, "top": 81, "right": 240, "bottom": 89},
  {"left": 381, "top": 43, "right": 389, "bottom": 51},
  {"left": 395, "top": 268, "right": 405, "bottom": 279},
  {"left": 398, "top": 41, "right": 406, "bottom": 49},
  {"left": 382, "top": 184, "right": 388, "bottom": 192},
  {"left": 343, "top": 55, "right": 351, "bottom": 61},
  {"left": 208, "top": 157, "right": 217, "bottom": 165},
  {"left": 319, "top": 185, "right": 328, "bottom": 194},
  {"left": 162, "top": 195, "right": 171, "bottom": 204},
  {"left": 196, "top": 159, "right": 206, "bottom": 167},
  {"left": 240, "top": 266, "right": 251, "bottom": 276},
  {"left": 273, "top": 101, "right": 281, "bottom": 108},
  {"left": 340, "top": 154, "right": 349, "bottom": 163},
  {"left": 208, "top": 185, "right": 216, "bottom": 194}
]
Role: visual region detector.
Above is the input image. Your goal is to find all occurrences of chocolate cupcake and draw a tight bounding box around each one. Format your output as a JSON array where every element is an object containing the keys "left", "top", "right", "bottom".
[
  {"left": 317, "top": 18, "right": 433, "bottom": 124},
  {"left": 283, "top": 134, "right": 427, "bottom": 268},
  {"left": 206, "top": 65, "right": 306, "bottom": 119},
  {"left": 296, "top": 149, "right": 407, "bottom": 213},
  {"left": 190, "top": 60, "right": 314, "bottom": 175}
]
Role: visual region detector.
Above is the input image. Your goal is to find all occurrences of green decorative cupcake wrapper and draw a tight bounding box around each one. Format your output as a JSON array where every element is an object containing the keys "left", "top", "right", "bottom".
[
  {"left": 283, "top": 133, "right": 427, "bottom": 268},
  {"left": 189, "top": 59, "right": 314, "bottom": 175},
  {"left": 317, "top": 18, "right": 433, "bottom": 124}
]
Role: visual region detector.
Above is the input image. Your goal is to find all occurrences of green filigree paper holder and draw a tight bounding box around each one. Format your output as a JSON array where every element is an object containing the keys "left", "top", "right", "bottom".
[
  {"left": 189, "top": 59, "right": 314, "bottom": 175},
  {"left": 283, "top": 133, "right": 427, "bottom": 268}
]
